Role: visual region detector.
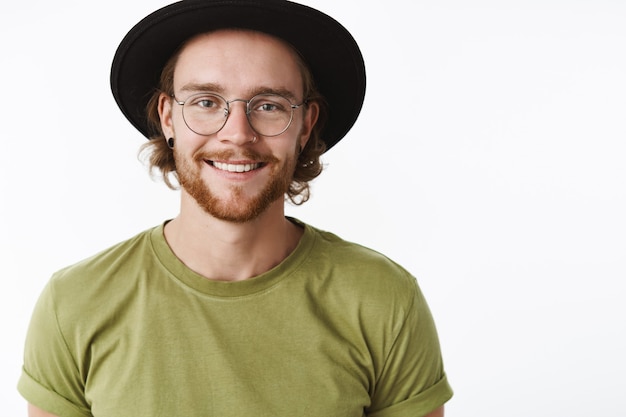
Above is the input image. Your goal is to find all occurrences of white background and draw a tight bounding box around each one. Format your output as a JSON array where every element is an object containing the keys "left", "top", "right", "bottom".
[{"left": 1, "top": 0, "right": 625, "bottom": 416}]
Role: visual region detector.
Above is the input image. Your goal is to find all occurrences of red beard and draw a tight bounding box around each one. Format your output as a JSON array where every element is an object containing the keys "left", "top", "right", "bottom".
[{"left": 175, "top": 145, "right": 298, "bottom": 223}]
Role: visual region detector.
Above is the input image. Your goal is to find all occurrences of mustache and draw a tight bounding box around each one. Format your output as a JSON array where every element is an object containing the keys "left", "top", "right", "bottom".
[{"left": 192, "top": 148, "right": 279, "bottom": 164}]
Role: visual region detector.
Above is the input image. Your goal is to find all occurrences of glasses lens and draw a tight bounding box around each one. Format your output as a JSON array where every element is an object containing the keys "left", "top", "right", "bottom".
[
  {"left": 182, "top": 93, "right": 227, "bottom": 135},
  {"left": 247, "top": 94, "right": 294, "bottom": 136}
]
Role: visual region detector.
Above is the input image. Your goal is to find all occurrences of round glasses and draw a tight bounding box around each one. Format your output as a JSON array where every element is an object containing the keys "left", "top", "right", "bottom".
[{"left": 173, "top": 92, "right": 306, "bottom": 137}]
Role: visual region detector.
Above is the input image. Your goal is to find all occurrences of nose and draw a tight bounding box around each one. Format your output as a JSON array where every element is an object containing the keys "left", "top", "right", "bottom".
[{"left": 217, "top": 100, "right": 256, "bottom": 145}]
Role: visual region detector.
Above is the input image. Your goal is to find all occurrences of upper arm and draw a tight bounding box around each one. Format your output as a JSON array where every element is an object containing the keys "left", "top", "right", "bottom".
[
  {"left": 28, "top": 403, "right": 60, "bottom": 417},
  {"left": 424, "top": 406, "right": 445, "bottom": 417},
  {"left": 368, "top": 279, "right": 453, "bottom": 414},
  {"left": 20, "top": 282, "right": 90, "bottom": 415}
]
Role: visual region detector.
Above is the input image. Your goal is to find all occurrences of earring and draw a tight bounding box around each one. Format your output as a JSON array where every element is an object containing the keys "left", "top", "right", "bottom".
[
  {"left": 167, "top": 137, "right": 175, "bottom": 149},
  {"left": 252, "top": 136, "right": 258, "bottom": 144}
]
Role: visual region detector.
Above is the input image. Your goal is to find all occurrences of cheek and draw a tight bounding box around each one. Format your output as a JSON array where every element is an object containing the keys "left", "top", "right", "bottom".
[
  {"left": 168, "top": 105, "right": 196, "bottom": 140},
  {"left": 279, "top": 137, "right": 301, "bottom": 158},
  {"left": 170, "top": 111, "right": 185, "bottom": 135},
  {"left": 172, "top": 119, "right": 210, "bottom": 150},
  {"left": 172, "top": 135, "right": 207, "bottom": 165}
]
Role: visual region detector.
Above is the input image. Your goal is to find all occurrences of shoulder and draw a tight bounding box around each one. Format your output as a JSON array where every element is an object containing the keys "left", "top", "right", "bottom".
[
  {"left": 51, "top": 225, "right": 157, "bottom": 284},
  {"left": 307, "top": 224, "right": 416, "bottom": 281},
  {"left": 303, "top": 223, "right": 420, "bottom": 311},
  {"left": 298, "top": 224, "right": 438, "bottom": 370},
  {"left": 43, "top": 225, "right": 160, "bottom": 318}
]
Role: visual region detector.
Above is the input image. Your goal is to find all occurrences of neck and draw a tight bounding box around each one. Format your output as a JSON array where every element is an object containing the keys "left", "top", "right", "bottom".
[{"left": 164, "top": 194, "right": 303, "bottom": 282}]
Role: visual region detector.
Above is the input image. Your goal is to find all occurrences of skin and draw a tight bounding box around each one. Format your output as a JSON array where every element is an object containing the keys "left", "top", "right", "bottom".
[
  {"left": 28, "top": 30, "right": 445, "bottom": 417},
  {"left": 159, "top": 30, "right": 319, "bottom": 282}
]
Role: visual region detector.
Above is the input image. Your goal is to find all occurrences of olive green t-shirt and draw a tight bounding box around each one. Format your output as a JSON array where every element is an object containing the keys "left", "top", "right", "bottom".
[{"left": 19, "top": 220, "right": 452, "bottom": 416}]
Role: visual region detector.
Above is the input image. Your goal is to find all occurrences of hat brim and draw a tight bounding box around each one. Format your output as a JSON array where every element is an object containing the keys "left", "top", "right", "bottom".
[{"left": 110, "top": 0, "right": 366, "bottom": 152}]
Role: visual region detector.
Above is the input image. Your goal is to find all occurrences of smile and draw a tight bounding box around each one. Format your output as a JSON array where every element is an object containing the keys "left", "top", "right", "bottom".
[{"left": 210, "top": 161, "right": 263, "bottom": 173}]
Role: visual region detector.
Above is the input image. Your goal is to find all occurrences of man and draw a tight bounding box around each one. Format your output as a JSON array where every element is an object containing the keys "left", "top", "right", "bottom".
[{"left": 19, "top": 1, "right": 453, "bottom": 416}]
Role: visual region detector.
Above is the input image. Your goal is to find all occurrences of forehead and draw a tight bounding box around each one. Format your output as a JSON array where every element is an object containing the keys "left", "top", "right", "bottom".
[{"left": 173, "top": 29, "right": 305, "bottom": 97}]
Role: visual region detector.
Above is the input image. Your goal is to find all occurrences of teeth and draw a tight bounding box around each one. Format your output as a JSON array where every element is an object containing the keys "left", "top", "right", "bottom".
[{"left": 213, "top": 161, "right": 261, "bottom": 173}]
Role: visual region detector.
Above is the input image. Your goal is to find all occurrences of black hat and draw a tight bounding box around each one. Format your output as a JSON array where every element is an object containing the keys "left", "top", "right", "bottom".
[{"left": 110, "top": 0, "right": 366, "bottom": 152}]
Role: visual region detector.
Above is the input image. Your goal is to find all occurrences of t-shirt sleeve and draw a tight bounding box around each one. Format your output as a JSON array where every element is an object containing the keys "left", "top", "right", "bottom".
[
  {"left": 17, "top": 280, "right": 92, "bottom": 417},
  {"left": 366, "top": 279, "right": 453, "bottom": 416}
]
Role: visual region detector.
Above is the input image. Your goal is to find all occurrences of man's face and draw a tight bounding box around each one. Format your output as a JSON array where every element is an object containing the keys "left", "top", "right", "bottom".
[{"left": 159, "top": 30, "right": 317, "bottom": 223}]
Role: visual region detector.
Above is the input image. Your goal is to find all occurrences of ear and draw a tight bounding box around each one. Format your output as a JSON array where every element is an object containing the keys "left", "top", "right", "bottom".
[
  {"left": 158, "top": 93, "right": 175, "bottom": 139},
  {"left": 299, "top": 101, "right": 319, "bottom": 149}
]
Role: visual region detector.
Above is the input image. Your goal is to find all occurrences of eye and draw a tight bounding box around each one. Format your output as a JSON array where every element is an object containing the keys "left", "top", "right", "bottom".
[
  {"left": 188, "top": 95, "right": 223, "bottom": 111},
  {"left": 259, "top": 102, "right": 279, "bottom": 112},
  {"left": 197, "top": 98, "right": 218, "bottom": 108},
  {"left": 252, "top": 96, "right": 288, "bottom": 114}
]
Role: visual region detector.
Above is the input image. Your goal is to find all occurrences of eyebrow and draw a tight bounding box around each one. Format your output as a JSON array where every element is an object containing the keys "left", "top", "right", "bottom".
[
  {"left": 178, "top": 82, "right": 300, "bottom": 102},
  {"left": 179, "top": 82, "right": 224, "bottom": 95}
]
